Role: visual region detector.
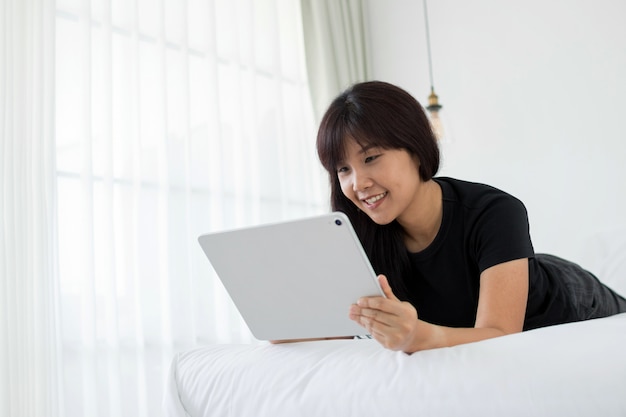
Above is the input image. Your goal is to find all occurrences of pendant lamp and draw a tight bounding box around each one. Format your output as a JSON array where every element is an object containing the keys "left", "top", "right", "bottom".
[{"left": 423, "top": 0, "right": 448, "bottom": 142}]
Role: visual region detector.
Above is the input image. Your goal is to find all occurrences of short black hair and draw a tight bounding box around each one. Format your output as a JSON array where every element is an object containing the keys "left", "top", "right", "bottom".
[{"left": 316, "top": 80, "right": 439, "bottom": 183}]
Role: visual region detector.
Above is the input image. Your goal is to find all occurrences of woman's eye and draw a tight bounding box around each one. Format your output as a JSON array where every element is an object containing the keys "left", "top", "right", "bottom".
[
  {"left": 364, "top": 155, "right": 380, "bottom": 163},
  {"left": 337, "top": 166, "right": 349, "bottom": 174}
]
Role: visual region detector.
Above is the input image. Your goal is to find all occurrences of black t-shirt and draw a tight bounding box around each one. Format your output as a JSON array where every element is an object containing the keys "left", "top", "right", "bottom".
[{"left": 403, "top": 177, "right": 590, "bottom": 330}]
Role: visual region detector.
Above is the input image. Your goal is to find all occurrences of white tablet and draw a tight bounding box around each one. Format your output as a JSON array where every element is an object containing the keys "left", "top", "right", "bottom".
[{"left": 198, "top": 212, "right": 384, "bottom": 340}]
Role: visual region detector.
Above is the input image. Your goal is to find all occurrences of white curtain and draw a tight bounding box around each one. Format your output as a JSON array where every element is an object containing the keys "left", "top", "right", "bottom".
[
  {"left": 2, "top": 0, "right": 326, "bottom": 415},
  {"left": 1, "top": 0, "right": 61, "bottom": 416},
  {"left": 300, "top": 0, "right": 371, "bottom": 121}
]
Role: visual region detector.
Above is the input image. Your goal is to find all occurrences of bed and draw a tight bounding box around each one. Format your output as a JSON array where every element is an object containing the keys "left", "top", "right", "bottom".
[{"left": 164, "top": 233, "right": 626, "bottom": 417}]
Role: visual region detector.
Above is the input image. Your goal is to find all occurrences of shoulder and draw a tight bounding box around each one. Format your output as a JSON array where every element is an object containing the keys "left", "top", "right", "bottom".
[
  {"left": 435, "top": 177, "right": 534, "bottom": 271},
  {"left": 434, "top": 177, "right": 527, "bottom": 214}
]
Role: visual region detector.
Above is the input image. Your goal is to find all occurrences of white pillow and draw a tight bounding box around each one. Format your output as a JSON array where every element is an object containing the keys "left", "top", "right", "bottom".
[{"left": 583, "top": 227, "right": 626, "bottom": 296}]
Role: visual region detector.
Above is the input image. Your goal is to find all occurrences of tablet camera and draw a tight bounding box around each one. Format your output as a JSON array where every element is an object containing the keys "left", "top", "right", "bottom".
[{"left": 334, "top": 219, "right": 342, "bottom": 226}]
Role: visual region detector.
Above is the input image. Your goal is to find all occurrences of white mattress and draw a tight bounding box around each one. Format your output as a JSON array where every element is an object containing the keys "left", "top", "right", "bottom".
[{"left": 164, "top": 312, "right": 626, "bottom": 417}]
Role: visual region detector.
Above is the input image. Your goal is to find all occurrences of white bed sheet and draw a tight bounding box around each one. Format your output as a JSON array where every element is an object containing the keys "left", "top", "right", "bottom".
[{"left": 164, "top": 312, "right": 626, "bottom": 417}]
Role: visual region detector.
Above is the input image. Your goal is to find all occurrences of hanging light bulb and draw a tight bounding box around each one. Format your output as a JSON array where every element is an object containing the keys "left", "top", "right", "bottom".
[
  {"left": 426, "top": 86, "right": 445, "bottom": 140},
  {"left": 423, "top": 0, "right": 449, "bottom": 142}
]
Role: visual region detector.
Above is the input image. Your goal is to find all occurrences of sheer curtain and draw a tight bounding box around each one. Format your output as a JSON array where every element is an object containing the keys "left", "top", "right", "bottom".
[
  {"left": 300, "top": 0, "right": 371, "bottom": 121},
  {"left": 54, "top": 0, "right": 325, "bottom": 415},
  {"left": 1, "top": 0, "right": 61, "bottom": 416}
]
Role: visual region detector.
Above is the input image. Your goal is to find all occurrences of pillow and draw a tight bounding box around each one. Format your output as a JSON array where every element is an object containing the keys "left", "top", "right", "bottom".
[{"left": 583, "top": 227, "right": 626, "bottom": 296}]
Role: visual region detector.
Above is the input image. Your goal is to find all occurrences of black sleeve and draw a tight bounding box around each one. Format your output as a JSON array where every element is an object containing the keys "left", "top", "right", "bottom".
[{"left": 470, "top": 193, "right": 535, "bottom": 273}]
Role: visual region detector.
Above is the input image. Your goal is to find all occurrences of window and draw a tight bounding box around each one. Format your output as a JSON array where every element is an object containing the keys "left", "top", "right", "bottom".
[{"left": 54, "top": 0, "right": 326, "bottom": 414}]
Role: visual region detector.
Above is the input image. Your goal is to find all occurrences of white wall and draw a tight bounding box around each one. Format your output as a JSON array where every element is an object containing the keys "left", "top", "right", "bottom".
[{"left": 365, "top": 0, "right": 626, "bottom": 270}]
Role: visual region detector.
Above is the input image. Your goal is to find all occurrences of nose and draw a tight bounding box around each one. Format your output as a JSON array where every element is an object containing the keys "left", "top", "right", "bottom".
[{"left": 351, "top": 167, "right": 372, "bottom": 192}]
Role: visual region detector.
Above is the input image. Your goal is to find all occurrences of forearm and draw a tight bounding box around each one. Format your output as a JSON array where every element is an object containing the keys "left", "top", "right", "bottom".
[{"left": 407, "top": 320, "right": 512, "bottom": 353}]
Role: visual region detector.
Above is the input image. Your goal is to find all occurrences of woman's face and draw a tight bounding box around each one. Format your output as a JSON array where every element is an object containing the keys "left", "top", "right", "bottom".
[{"left": 336, "top": 136, "right": 424, "bottom": 225}]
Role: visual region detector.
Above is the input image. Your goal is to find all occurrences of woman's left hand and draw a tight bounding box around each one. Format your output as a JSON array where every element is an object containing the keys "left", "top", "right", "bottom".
[{"left": 349, "top": 274, "right": 421, "bottom": 352}]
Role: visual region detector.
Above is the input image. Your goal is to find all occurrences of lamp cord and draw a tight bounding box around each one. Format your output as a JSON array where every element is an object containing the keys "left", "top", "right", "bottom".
[{"left": 423, "top": 0, "right": 435, "bottom": 90}]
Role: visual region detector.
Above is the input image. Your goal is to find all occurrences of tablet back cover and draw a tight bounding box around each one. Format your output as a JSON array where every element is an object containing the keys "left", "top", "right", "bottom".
[{"left": 198, "top": 212, "right": 383, "bottom": 340}]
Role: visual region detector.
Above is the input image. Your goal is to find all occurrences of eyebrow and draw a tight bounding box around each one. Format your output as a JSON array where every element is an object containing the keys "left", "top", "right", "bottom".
[{"left": 358, "top": 144, "right": 378, "bottom": 154}]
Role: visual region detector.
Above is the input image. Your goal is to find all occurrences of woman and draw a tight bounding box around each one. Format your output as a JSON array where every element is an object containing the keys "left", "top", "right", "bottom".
[{"left": 316, "top": 80, "right": 626, "bottom": 354}]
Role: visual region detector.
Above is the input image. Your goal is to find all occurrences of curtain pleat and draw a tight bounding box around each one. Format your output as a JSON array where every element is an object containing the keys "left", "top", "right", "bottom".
[
  {"left": 300, "top": 0, "right": 372, "bottom": 122},
  {"left": 0, "top": 0, "right": 61, "bottom": 416}
]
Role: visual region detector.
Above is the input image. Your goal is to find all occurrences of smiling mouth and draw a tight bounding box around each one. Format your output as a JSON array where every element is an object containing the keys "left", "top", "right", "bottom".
[{"left": 363, "top": 192, "right": 387, "bottom": 205}]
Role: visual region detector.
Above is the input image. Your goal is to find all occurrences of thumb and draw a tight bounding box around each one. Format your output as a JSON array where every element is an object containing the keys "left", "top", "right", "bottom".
[{"left": 378, "top": 274, "right": 399, "bottom": 301}]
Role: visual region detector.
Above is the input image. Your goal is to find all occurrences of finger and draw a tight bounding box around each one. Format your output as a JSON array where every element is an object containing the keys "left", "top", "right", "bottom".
[
  {"left": 349, "top": 304, "right": 373, "bottom": 331},
  {"left": 378, "top": 274, "right": 399, "bottom": 301},
  {"left": 350, "top": 304, "right": 382, "bottom": 328},
  {"left": 357, "top": 295, "right": 403, "bottom": 318},
  {"left": 358, "top": 307, "right": 398, "bottom": 328},
  {"left": 348, "top": 304, "right": 362, "bottom": 321}
]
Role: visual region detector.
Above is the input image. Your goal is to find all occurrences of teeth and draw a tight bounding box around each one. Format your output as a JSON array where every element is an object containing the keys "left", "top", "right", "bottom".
[{"left": 365, "top": 192, "right": 386, "bottom": 204}]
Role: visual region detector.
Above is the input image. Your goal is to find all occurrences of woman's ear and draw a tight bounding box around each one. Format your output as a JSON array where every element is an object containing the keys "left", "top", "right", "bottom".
[{"left": 412, "top": 154, "right": 421, "bottom": 172}]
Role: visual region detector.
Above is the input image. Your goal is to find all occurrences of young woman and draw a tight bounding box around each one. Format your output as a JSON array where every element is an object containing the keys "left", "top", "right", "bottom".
[{"left": 316, "top": 80, "right": 626, "bottom": 354}]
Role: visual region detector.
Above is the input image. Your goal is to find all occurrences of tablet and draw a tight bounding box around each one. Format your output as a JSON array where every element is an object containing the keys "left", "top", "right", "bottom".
[{"left": 198, "top": 212, "right": 384, "bottom": 340}]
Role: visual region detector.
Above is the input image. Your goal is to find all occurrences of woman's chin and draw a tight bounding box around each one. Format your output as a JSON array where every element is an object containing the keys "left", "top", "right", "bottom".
[{"left": 365, "top": 211, "right": 395, "bottom": 226}]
